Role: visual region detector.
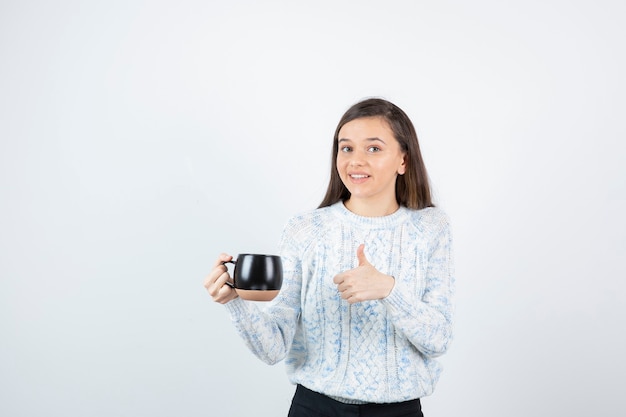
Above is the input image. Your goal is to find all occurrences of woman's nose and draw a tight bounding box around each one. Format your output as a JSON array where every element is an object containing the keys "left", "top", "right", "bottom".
[
  {"left": 348, "top": 157, "right": 364, "bottom": 167},
  {"left": 348, "top": 150, "right": 365, "bottom": 166}
]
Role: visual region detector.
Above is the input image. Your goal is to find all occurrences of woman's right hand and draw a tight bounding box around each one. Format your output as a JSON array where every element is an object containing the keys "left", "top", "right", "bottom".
[{"left": 204, "top": 253, "right": 239, "bottom": 304}]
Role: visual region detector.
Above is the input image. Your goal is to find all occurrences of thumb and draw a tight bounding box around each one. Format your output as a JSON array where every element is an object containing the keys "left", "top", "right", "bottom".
[{"left": 357, "top": 244, "right": 370, "bottom": 266}]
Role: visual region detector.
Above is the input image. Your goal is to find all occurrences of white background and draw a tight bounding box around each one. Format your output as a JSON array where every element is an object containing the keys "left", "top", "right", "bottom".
[{"left": 1, "top": 1, "right": 624, "bottom": 416}]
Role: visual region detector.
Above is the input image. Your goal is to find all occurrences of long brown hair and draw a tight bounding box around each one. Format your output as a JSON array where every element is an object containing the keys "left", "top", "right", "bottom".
[{"left": 319, "top": 98, "right": 434, "bottom": 210}]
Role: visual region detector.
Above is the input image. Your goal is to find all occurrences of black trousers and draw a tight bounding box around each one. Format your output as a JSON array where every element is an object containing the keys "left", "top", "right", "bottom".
[{"left": 288, "top": 385, "right": 424, "bottom": 417}]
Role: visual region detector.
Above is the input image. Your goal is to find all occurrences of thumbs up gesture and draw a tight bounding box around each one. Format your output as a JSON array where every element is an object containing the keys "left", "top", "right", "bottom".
[
  {"left": 356, "top": 243, "right": 370, "bottom": 268},
  {"left": 333, "top": 244, "right": 395, "bottom": 304}
]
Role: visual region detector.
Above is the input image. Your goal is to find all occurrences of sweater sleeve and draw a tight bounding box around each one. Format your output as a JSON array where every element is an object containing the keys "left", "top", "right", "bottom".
[
  {"left": 223, "top": 217, "right": 304, "bottom": 365},
  {"left": 381, "top": 217, "right": 455, "bottom": 358}
]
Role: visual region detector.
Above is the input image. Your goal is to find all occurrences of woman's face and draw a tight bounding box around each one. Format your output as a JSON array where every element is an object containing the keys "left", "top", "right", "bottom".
[{"left": 336, "top": 116, "right": 406, "bottom": 208}]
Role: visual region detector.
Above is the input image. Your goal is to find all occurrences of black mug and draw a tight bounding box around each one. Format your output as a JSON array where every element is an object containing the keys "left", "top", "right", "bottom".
[{"left": 223, "top": 254, "right": 283, "bottom": 301}]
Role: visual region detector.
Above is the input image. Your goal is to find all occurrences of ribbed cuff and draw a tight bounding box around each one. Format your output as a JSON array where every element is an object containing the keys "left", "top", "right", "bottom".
[
  {"left": 381, "top": 281, "right": 415, "bottom": 316},
  {"left": 223, "top": 296, "right": 247, "bottom": 320}
]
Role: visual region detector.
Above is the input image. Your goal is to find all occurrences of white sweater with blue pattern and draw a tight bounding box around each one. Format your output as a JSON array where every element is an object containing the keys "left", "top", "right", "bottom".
[{"left": 225, "top": 202, "right": 455, "bottom": 403}]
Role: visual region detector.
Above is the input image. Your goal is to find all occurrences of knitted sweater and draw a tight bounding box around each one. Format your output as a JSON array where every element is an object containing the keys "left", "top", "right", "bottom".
[{"left": 225, "top": 201, "right": 455, "bottom": 403}]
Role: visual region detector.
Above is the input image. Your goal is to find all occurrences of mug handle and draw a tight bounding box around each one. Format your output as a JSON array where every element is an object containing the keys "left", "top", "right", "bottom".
[{"left": 221, "top": 260, "right": 236, "bottom": 288}]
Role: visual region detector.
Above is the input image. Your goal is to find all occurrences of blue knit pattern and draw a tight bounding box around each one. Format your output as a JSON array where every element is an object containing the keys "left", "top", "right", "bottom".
[{"left": 225, "top": 202, "right": 455, "bottom": 403}]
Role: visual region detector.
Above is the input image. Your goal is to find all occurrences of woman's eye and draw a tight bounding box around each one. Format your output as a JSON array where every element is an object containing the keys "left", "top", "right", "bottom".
[
  {"left": 368, "top": 146, "right": 381, "bottom": 152},
  {"left": 340, "top": 146, "right": 352, "bottom": 152}
]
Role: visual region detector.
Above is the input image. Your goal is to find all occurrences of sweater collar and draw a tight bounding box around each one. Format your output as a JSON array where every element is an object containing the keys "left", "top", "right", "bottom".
[{"left": 331, "top": 201, "right": 409, "bottom": 229}]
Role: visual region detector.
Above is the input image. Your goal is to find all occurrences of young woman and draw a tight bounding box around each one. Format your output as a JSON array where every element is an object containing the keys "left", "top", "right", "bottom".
[{"left": 205, "top": 98, "right": 455, "bottom": 417}]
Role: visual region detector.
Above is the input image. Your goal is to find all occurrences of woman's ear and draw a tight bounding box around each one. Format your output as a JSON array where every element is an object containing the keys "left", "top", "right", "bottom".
[{"left": 398, "top": 154, "right": 407, "bottom": 175}]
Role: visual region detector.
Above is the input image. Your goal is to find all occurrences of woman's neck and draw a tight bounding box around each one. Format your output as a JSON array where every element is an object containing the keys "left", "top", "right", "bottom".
[{"left": 343, "top": 198, "right": 400, "bottom": 217}]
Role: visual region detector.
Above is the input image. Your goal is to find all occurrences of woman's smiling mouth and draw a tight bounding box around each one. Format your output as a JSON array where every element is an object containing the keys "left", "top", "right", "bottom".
[{"left": 348, "top": 173, "right": 370, "bottom": 183}]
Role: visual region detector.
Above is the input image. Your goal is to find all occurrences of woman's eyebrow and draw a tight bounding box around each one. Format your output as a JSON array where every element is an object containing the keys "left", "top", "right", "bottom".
[
  {"left": 366, "top": 137, "right": 386, "bottom": 144},
  {"left": 338, "top": 137, "right": 386, "bottom": 144}
]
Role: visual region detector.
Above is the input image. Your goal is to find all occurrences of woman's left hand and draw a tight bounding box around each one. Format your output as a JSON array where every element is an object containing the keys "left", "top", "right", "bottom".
[{"left": 333, "top": 244, "right": 395, "bottom": 303}]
